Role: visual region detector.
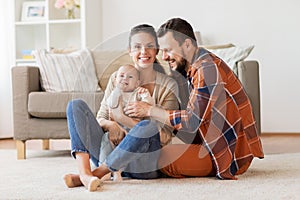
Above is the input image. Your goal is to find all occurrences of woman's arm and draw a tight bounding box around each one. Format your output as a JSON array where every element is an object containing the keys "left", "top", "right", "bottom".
[
  {"left": 151, "top": 74, "right": 180, "bottom": 145},
  {"left": 96, "top": 72, "right": 127, "bottom": 144},
  {"left": 96, "top": 72, "right": 116, "bottom": 120},
  {"left": 110, "top": 97, "right": 140, "bottom": 129}
]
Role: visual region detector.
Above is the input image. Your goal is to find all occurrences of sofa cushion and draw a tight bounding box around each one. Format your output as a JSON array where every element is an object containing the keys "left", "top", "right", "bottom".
[
  {"left": 28, "top": 92, "right": 104, "bottom": 118},
  {"left": 33, "top": 48, "right": 101, "bottom": 92}
]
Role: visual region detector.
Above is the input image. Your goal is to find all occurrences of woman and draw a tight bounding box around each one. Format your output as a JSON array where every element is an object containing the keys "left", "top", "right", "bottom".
[{"left": 63, "top": 24, "right": 179, "bottom": 191}]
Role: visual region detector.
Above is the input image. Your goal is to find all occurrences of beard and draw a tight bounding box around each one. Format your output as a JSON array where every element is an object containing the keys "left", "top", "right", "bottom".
[{"left": 174, "top": 57, "right": 188, "bottom": 77}]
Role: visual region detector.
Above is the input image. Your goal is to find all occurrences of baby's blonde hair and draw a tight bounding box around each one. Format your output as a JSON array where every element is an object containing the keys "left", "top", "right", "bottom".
[{"left": 117, "top": 64, "right": 140, "bottom": 80}]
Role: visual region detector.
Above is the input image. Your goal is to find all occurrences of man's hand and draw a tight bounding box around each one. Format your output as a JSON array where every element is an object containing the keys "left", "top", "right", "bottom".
[
  {"left": 124, "top": 101, "right": 152, "bottom": 118},
  {"left": 125, "top": 102, "right": 171, "bottom": 127}
]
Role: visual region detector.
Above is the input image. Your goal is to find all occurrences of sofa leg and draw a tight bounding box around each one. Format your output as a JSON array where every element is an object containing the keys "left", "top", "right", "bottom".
[
  {"left": 16, "top": 140, "right": 26, "bottom": 160},
  {"left": 42, "top": 139, "right": 50, "bottom": 150}
]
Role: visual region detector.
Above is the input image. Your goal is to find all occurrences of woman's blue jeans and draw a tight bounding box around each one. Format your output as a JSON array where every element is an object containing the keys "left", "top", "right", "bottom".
[{"left": 66, "top": 99, "right": 161, "bottom": 179}]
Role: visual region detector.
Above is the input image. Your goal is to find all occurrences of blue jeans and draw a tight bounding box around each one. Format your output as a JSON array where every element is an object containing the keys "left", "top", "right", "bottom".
[{"left": 66, "top": 99, "right": 162, "bottom": 179}]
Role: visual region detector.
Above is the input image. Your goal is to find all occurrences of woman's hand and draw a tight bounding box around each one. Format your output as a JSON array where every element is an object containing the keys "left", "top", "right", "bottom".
[
  {"left": 106, "top": 120, "right": 126, "bottom": 146},
  {"left": 124, "top": 101, "right": 152, "bottom": 118},
  {"left": 98, "top": 118, "right": 126, "bottom": 146}
]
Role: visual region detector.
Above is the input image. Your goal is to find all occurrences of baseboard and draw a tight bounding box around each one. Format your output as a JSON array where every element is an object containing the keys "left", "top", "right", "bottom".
[
  {"left": 261, "top": 132, "right": 300, "bottom": 136},
  {"left": 0, "top": 137, "right": 13, "bottom": 140}
]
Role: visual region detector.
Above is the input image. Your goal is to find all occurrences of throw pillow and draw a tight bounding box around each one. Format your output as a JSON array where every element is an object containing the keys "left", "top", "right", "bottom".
[
  {"left": 201, "top": 43, "right": 235, "bottom": 50},
  {"left": 207, "top": 45, "right": 254, "bottom": 70},
  {"left": 34, "top": 48, "right": 101, "bottom": 92}
]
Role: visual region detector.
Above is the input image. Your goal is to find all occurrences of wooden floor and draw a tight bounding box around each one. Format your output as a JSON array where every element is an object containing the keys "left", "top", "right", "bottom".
[{"left": 0, "top": 134, "right": 299, "bottom": 155}]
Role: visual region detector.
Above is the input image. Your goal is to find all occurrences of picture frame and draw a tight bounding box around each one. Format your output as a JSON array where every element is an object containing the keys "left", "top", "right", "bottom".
[{"left": 21, "top": 1, "right": 46, "bottom": 21}]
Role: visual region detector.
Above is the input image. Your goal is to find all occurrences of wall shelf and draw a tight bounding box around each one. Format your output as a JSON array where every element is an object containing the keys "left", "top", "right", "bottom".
[{"left": 13, "top": 0, "right": 102, "bottom": 66}]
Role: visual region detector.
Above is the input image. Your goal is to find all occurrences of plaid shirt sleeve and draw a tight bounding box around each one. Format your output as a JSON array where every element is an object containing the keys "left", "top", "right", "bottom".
[
  {"left": 169, "top": 53, "right": 220, "bottom": 133},
  {"left": 169, "top": 51, "right": 264, "bottom": 179}
]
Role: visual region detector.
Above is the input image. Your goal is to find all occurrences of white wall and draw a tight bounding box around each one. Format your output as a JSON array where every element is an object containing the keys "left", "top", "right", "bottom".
[
  {"left": 0, "top": 1, "right": 14, "bottom": 138},
  {"left": 1, "top": 0, "right": 299, "bottom": 137},
  {"left": 102, "top": 0, "right": 300, "bottom": 133}
]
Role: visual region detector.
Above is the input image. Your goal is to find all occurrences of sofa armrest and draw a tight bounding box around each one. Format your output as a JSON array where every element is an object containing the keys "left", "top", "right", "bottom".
[
  {"left": 11, "top": 66, "right": 41, "bottom": 139},
  {"left": 236, "top": 60, "right": 261, "bottom": 134}
]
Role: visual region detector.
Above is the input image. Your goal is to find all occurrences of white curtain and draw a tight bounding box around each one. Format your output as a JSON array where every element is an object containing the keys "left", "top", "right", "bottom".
[{"left": 0, "top": 1, "right": 14, "bottom": 138}]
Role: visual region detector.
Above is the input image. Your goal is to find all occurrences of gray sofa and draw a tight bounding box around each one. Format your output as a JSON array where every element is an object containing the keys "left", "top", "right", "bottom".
[{"left": 11, "top": 50, "right": 261, "bottom": 159}]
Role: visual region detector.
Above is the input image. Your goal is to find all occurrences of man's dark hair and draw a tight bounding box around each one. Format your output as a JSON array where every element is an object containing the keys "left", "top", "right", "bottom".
[{"left": 157, "top": 18, "right": 197, "bottom": 47}]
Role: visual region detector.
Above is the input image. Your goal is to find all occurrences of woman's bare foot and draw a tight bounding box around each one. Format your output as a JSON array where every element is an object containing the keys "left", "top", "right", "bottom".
[
  {"left": 63, "top": 174, "right": 83, "bottom": 188},
  {"left": 80, "top": 175, "right": 103, "bottom": 192},
  {"left": 92, "top": 162, "right": 111, "bottom": 178},
  {"left": 101, "top": 172, "right": 112, "bottom": 181},
  {"left": 113, "top": 171, "right": 123, "bottom": 182}
]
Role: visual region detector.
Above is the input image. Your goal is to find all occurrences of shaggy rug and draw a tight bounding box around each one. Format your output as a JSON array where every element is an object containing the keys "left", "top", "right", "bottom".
[{"left": 0, "top": 149, "right": 299, "bottom": 200}]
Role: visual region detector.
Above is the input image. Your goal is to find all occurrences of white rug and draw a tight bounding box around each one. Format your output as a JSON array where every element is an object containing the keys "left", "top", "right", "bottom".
[{"left": 0, "top": 150, "right": 299, "bottom": 200}]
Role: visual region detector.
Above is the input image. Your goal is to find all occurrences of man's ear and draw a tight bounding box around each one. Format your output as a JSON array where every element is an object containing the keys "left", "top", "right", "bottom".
[{"left": 184, "top": 39, "right": 192, "bottom": 49}]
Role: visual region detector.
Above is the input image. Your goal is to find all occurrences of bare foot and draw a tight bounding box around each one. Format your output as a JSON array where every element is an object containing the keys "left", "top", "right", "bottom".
[
  {"left": 88, "top": 177, "right": 103, "bottom": 192},
  {"left": 101, "top": 172, "right": 112, "bottom": 181},
  {"left": 113, "top": 171, "right": 123, "bottom": 182},
  {"left": 63, "top": 174, "right": 83, "bottom": 188},
  {"left": 92, "top": 162, "right": 111, "bottom": 178},
  {"left": 80, "top": 175, "right": 103, "bottom": 192}
]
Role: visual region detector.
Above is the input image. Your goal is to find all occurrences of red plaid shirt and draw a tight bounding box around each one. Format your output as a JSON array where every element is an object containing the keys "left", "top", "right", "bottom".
[{"left": 169, "top": 48, "right": 264, "bottom": 179}]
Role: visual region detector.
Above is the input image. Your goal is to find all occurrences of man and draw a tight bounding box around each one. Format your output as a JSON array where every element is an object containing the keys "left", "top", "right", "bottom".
[{"left": 125, "top": 18, "right": 264, "bottom": 179}]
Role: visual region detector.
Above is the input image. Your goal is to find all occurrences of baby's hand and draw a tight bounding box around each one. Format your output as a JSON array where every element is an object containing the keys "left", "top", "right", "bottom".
[
  {"left": 137, "top": 87, "right": 150, "bottom": 99},
  {"left": 137, "top": 87, "right": 154, "bottom": 105}
]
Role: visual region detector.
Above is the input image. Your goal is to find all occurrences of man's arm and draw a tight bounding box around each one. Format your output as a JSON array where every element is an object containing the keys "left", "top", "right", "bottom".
[{"left": 125, "top": 64, "right": 217, "bottom": 133}]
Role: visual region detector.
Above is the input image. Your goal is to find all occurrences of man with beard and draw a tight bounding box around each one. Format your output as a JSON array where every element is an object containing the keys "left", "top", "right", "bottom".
[{"left": 124, "top": 18, "right": 264, "bottom": 180}]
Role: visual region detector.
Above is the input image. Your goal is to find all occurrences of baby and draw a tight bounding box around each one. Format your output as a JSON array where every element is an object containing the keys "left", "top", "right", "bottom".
[{"left": 99, "top": 64, "right": 154, "bottom": 181}]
